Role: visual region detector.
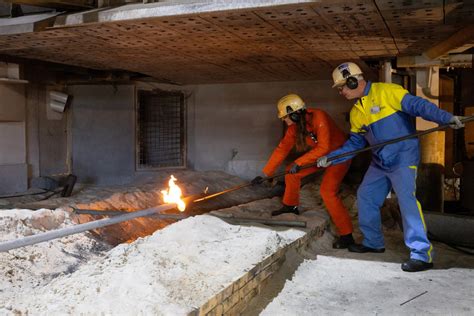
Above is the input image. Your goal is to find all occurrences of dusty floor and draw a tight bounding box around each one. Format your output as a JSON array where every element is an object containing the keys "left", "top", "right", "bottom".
[
  {"left": 6, "top": 214, "right": 307, "bottom": 314},
  {"left": 0, "top": 171, "right": 326, "bottom": 314},
  {"left": 261, "top": 254, "right": 474, "bottom": 315},
  {"left": 245, "top": 208, "right": 474, "bottom": 315},
  {"left": 1, "top": 170, "right": 473, "bottom": 315}
]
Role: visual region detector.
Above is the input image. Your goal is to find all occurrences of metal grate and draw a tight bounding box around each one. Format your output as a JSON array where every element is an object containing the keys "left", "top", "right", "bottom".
[{"left": 137, "top": 91, "right": 185, "bottom": 169}]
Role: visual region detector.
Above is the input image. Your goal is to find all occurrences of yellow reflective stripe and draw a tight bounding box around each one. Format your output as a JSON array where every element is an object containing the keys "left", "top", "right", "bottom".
[
  {"left": 426, "top": 243, "right": 433, "bottom": 263},
  {"left": 415, "top": 199, "right": 427, "bottom": 230},
  {"left": 415, "top": 189, "right": 432, "bottom": 262},
  {"left": 409, "top": 165, "right": 433, "bottom": 262}
]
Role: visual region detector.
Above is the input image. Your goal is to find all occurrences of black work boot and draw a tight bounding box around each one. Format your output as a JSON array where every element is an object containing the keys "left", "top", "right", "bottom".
[
  {"left": 401, "top": 259, "right": 433, "bottom": 272},
  {"left": 332, "top": 233, "right": 355, "bottom": 249},
  {"left": 348, "top": 243, "right": 385, "bottom": 253},
  {"left": 271, "top": 205, "right": 299, "bottom": 216}
]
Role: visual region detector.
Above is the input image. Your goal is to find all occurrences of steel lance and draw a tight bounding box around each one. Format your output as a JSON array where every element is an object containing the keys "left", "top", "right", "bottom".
[
  {"left": 193, "top": 115, "right": 474, "bottom": 202},
  {"left": 0, "top": 204, "right": 178, "bottom": 253},
  {"left": 306, "top": 115, "right": 474, "bottom": 169}
]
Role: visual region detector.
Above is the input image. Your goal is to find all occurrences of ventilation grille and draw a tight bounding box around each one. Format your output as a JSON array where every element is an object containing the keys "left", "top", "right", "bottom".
[{"left": 137, "top": 91, "right": 185, "bottom": 169}]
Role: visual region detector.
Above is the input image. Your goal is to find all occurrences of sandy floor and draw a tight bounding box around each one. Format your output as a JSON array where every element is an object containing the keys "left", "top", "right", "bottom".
[
  {"left": 0, "top": 171, "right": 327, "bottom": 315},
  {"left": 6, "top": 215, "right": 305, "bottom": 314},
  {"left": 255, "top": 210, "right": 474, "bottom": 315},
  {"left": 261, "top": 255, "right": 474, "bottom": 315},
  {"left": 1, "top": 170, "right": 472, "bottom": 315}
]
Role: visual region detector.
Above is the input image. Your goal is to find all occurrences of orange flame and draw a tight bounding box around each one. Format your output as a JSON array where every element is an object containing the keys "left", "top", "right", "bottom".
[{"left": 161, "top": 175, "right": 186, "bottom": 212}]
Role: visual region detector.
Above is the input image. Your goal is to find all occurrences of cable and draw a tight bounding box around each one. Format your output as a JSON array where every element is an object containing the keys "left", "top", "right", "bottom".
[
  {"left": 0, "top": 190, "right": 50, "bottom": 199},
  {"left": 0, "top": 188, "right": 63, "bottom": 201},
  {"left": 38, "top": 189, "right": 63, "bottom": 201}
]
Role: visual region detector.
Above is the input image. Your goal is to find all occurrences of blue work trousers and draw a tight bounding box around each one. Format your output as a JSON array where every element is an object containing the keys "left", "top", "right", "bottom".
[{"left": 357, "top": 165, "right": 433, "bottom": 262}]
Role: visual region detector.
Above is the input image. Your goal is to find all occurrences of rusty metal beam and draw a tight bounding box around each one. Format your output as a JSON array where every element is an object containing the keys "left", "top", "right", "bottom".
[
  {"left": 3, "top": 0, "right": 95, "bottom": 10},
  {"left": 423, "top": 25, "right": 474, "bottom": 59}
]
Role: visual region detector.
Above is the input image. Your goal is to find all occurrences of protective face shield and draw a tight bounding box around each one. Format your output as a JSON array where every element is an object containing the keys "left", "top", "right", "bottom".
[
  {"left": 277, "top": 94, "right": 306, "bottom": 122},
  {"left": 332, "top": 62, "right": 363, "bottom": 89}
]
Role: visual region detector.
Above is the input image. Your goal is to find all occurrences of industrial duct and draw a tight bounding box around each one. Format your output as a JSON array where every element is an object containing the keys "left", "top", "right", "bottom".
[{"left": 48, "top": 90, "right": 70, "bottom": 113}]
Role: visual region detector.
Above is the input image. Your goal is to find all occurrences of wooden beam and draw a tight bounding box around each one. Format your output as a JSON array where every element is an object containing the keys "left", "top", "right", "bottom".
[
  {"left": 3, "top": 0, "right": 95, "bottom": 10},
  {"left": 423, "top": 25, "right": 474, "bottom": 59},
  {"left": 397, "top": 54, "right": 472, "bottom": 68}
]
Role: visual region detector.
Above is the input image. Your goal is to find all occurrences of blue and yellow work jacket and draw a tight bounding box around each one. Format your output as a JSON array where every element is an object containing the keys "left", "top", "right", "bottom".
[{"left": 328, "top": 81, "right": 453, "bottom": 171}]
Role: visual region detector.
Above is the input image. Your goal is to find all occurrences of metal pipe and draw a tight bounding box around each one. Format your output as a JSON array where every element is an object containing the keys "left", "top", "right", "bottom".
[
  {"left": 0, "top": 203, "right": 176, "bottom": 253},
  {"left": 264, "top": 115, "right": 474, "bottom": 181},
  {"left": 212, "top": 215, "right": 307, "bottom": 228},
  {"left": 193, "top": 183, "right": 251, "bottom": 202},
  {"left": 324, "top": 115, "right": 474, "bottom": 163},
  {"left": 73, "top": 208, "right": 187, "bottom": 220},
  {"left": 192, "top": 116, "right": 474, "bottom": 203}
]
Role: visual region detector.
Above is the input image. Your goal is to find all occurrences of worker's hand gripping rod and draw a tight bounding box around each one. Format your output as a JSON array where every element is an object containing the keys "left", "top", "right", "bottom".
[{"left": 194, "top": 116, "right": 474, "bottom": 203}]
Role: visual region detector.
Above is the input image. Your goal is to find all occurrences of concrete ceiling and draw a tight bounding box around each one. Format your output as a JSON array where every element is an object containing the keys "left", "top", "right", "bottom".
[{"left": 0, "top": 0, "right": 473, "bottom": 84}]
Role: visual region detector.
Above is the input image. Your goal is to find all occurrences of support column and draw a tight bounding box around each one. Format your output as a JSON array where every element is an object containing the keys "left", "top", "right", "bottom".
[
  {"left": 380, "top": 60, "right": 392, "bottom": 83},
  {"left": 416, "top": 67, "right": 445, "bottom": 212}
]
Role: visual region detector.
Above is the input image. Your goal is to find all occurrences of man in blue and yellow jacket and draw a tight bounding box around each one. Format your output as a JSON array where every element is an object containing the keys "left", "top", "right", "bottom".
[{"left": 317, "top": 62, "right": 465, "bottom": 272}]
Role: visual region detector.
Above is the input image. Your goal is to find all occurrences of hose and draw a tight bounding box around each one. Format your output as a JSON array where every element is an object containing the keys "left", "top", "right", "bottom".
[{"left": 428, "top": 231, "right": 474, "bottom": 256}]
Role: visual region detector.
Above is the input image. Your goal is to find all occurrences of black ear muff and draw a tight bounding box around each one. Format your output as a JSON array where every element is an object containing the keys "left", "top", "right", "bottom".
[
  {"left": 346, "top": 76, "right": 358, "bottom": 90},
  {"left": 289, "top": 112, "right": 300, "bottom": 122},
  {"left": 286, "top": 105, "right": 299, "bottom": 122}
]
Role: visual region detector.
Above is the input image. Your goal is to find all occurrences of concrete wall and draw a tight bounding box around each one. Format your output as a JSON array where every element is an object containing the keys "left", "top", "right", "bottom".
[
  {"left": 0, "top": 83, "right": 27, "bottom": 194},
  {"left": 25, "top": 84, "right": 41, "bottom": 180},
  {"left": 70, "top": 85, "right": 135, "bottom": 185},
  {"left": 188, "top": 80, "right": 351, "bottom": 180},
  {"left": 40, "top": 88, "right": 69, "bottom": 176},
  {"left": 17, "top": 80, "right": 350, "bottom": 187},
  {"left": 25, "top": 84, "right": 69, "bottom": 179}
]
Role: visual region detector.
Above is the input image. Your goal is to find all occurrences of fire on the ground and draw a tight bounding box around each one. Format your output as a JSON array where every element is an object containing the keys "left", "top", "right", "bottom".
[{"left": 161, "top": 175, "right": 186, "bottom": 212}]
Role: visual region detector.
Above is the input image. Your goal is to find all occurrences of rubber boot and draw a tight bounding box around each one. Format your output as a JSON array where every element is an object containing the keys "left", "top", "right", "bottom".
[
  {"left": 332, "top": 233, "right": 355, "bottom": 249},
  {"left": 271, "top": 205, "right": 299, "bottom": 216},
  {"left": 401, "top": 259, "right": 433, "bottom": 272},
  {"left": 348, "top": 243, "right": 385, "bottom": 253}
]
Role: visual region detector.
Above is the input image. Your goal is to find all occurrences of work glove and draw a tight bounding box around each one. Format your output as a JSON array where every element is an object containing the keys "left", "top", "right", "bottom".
[
  {"left": 289, "top": 163, "right": 301, "bottom": 174},
  {"left": 251, "top": 176, "right": 264, "bottom": 185},
  {"left": 449, "top": 116, "right": 465, "bottom": 130},
  {"left": 317, "top": 156, "right": 332, "bottom": 168}
]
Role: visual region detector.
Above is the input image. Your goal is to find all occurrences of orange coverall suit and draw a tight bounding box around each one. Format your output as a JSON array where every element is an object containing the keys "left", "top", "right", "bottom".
[{"left": 262, "top": 108, "right": 353, "bottom": 235}]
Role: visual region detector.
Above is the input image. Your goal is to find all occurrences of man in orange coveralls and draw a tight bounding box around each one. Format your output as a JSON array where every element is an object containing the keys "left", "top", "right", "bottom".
[{"left": 251, "top": 93, "right": 355, "bottom": 249}]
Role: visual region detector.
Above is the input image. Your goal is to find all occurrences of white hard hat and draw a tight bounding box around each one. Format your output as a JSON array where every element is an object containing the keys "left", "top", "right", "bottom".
[{"left": 332, "top": 62, "right": 363, "bottom": 88}]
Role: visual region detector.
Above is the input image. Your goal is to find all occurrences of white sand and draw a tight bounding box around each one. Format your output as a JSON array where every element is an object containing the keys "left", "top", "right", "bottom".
[
  {"left": 4, "top": 214, "right": 304, "bottom": 315},
  {"left": 0, "top": 209, "right": 110, "bottom": 311},
  {"left": 261, "top": 255, "right": 474, "bottom": 315}
]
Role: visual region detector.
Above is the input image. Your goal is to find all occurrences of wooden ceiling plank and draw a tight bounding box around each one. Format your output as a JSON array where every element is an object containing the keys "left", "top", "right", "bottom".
[{"left": 423, "top": 24, "right": 474, "bottom": 59}]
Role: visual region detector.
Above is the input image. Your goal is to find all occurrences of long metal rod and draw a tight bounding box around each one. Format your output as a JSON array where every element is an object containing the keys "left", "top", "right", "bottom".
[
  {"left": 194, "top": 116, "right": 474, "bottom": 202},
  {"left": 211, "top": 214, "right": 306, "bottom": 228},
  {"left": 76, "top": 208, "right": 306, "bottom": 228},
  {"left": 193, "top": 183, "right": 250, "bottom": 202},
  {"left": 0, "top": 203, "right": 176, "bottom": 253},
  {"left": 73, "top": 208, "right": 186, "bottom": 220},
  {"left": 263, "top": 115, "right": 474, "bottom": 181},
  {"left": 325, "top": 115, "right": 474, "bottom": 163}
]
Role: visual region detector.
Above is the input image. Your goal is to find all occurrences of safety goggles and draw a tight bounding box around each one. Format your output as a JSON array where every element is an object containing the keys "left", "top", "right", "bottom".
[{"left": 336, "top": 85, "right": 347, "bottom": 92}]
